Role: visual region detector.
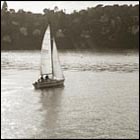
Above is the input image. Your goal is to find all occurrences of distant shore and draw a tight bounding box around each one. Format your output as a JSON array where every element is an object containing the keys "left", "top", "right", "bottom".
[{"left": 1, "top": 2, "right": 139, "bottom": 51}]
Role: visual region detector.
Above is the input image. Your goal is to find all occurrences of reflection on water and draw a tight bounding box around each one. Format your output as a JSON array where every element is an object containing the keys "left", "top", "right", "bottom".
[
  {"left": 40, "top": 88, "right": 63, "bottom": 129},
  {"left": 31, "top": 87, "right": 64, "bottom": 139}
]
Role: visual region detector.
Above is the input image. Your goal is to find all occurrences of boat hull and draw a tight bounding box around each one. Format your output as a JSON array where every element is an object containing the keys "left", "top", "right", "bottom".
[{"left": 33, "top": 79, "right": 64, "bottom": 89}]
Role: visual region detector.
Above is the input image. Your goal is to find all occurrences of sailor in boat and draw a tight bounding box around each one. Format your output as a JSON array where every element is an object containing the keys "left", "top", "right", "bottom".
[
  {"left": 37, "top": 76, "right": 44, "bottom": 82},
  {"left": 41, "top": 76, "right": 44, "bottom": 80},
  {"left": 37, "top": 75, "right": 50, "bottom": 83},
  {"left": 45, "top": 75, "right": 49, "bottom": 80}
]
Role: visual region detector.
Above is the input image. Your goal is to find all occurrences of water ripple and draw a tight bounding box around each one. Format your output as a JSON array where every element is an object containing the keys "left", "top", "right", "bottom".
[
  {"left": 1, "top": 61, "right": 139, "bottom": 73},
  {"left": 1, "top": 51, "right": 139, "bottom": 73}
]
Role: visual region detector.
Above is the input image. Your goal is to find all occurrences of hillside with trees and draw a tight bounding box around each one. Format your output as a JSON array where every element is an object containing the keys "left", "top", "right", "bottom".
[{"left": 1, "top": 1, "right": 139, "bottom": 51}]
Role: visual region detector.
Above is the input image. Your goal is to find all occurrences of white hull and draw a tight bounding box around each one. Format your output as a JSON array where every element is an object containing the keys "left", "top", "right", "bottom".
[{"left": 33, "top": 79, "right": 64, "bottom": 89}]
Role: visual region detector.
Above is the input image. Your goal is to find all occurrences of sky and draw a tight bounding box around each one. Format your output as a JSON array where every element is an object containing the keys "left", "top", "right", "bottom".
[{"left": 1, "top": 1, "right": 139, "bottom": 14}]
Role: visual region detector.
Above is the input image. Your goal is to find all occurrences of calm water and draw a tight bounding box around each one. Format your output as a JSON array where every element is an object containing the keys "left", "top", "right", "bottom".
[{"left": 1, "top": 51, "right": 139, "bottom": 139}]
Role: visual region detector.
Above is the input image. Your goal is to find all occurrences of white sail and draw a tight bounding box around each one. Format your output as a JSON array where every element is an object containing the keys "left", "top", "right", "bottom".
[
  {"left": 52, "top": 38, "right": 64, "bottom": 80},
  {"left": 40, "top": 25, "right": 52, "bottom": 75}
]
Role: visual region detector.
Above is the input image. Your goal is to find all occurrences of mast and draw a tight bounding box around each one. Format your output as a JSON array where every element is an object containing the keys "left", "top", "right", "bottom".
[{"left": 50, "top": 23, "right": 54, "bottom": 77}]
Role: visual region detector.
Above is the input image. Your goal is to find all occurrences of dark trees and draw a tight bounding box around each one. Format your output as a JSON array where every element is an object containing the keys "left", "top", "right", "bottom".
[{"left": 1, "top": 2, "right": 139, "bottom": 51}]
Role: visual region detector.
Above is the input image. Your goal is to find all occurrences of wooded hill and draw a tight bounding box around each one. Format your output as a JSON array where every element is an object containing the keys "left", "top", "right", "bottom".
[{"left": 1, "top": 1, "right": 139, "bottom": 51}]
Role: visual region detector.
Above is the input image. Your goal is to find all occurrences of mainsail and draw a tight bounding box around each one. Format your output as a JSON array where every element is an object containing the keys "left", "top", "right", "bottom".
[
  {"left": 40, "top": 25, "right": 52, "bottom": 75},
  {"left": 52, "top": 38, "right": 64, "bottom": 80}
]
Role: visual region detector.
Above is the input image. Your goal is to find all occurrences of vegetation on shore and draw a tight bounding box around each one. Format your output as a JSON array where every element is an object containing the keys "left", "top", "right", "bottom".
[{"left": 1, "top": 1, "right": 139, "bottom": 51}]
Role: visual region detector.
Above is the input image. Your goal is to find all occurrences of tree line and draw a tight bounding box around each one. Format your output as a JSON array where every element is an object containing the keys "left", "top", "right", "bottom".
[{"left": 1, "top": 1, "right": 139, "bottom": 51}]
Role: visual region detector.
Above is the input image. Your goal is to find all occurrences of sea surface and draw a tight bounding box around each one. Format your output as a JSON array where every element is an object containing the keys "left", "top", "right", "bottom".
[{"left": 1, "top": 50, "right": 139, "bottom": 139}]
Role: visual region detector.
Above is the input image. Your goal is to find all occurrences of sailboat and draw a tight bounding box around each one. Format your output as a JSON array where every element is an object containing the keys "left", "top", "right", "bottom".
[{"left": 33, "top": 24, "right": 65, "bottom": 89}]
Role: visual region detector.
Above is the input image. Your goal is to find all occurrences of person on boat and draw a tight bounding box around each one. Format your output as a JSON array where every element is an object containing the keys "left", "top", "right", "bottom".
[
  {"left": 38, "top": 76, "right": 44, "bottom": 82},
  {"left": 41, "top": 76, "right": 43, "bottom": 80},
  {"left": 45, "top": 75, "right": 49, "bottom": 80}
]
